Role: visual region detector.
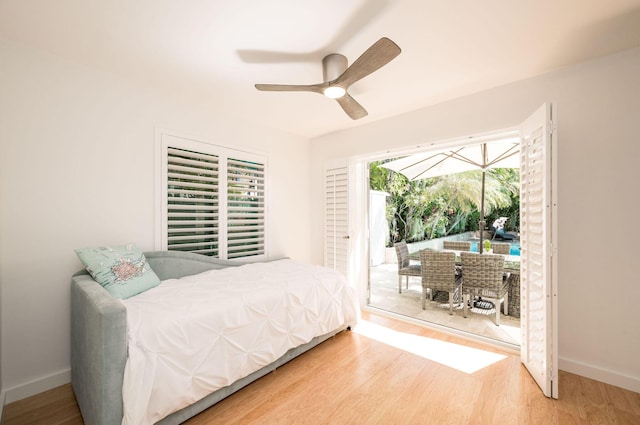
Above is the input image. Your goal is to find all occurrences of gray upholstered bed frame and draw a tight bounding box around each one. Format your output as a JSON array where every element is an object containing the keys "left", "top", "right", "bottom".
[{"left": 71, "top": 251, "right": 349, "bottom": 425}]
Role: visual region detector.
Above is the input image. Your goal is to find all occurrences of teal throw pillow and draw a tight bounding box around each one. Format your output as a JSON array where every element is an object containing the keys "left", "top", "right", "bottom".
[{"left": 75, "top": 244, "right": 160, "bottom": 299}]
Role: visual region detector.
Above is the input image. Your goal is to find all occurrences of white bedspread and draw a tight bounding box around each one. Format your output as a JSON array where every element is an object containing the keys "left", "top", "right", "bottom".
[{"left": 121, "top": 259, "right": 359, "bottom": 425}]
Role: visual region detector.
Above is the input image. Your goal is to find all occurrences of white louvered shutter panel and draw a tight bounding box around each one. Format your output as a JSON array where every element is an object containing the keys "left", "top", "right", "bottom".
[
  {"left": 166, "top": 147, "right": 220, "bottom": 256},
  {"left": 226, "top": 157, "right": 266, "bottom": 259},
  {"left": 324, "top": 164, "right": 350, "bottom": 278},
  {"left": 160, "top": 132, "right": 268, "bottom": 260},
  {"left": 519, "top": 103, "right": 557, "bottom": 398}
]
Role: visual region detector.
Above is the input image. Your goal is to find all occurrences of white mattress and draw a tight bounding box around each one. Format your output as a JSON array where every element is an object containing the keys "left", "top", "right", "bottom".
[{"left": 120, "top": 259, "right": 359, "bottom": 425}]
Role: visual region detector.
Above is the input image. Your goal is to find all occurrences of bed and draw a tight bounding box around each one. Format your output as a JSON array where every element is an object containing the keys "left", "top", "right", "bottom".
[{"left": 71, "top": 250, "right": 359, "bottom": 425}]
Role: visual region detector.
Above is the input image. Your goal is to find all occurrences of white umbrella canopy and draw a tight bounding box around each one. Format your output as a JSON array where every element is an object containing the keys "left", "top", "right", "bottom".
[
  {"left": 381, "top": 137, "right": 520, "bottom": 253},
  {"left": 382, "top": 137, "right": 520, "bottom": 181}
]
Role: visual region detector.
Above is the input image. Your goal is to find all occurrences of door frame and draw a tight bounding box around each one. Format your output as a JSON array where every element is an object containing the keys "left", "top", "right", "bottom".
[
  {"left": 347, "top": 121, "right": 557, "bottom": 397},
  {"left": 353, "top": 128, "right": 522, "bottom": 314}
]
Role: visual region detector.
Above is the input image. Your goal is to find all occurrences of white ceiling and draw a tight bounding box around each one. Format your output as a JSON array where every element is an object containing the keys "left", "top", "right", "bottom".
[{"left": 2, "top": 0, "right": 640, "bottom": 139}]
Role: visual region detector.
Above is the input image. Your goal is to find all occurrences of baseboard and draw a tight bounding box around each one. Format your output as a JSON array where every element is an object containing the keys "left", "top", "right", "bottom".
[
  {"left": 559, "top": 357, "right": 640, "bottom": 394},
  {"left": 4, "top": 368, "right": 71, "bottom": 404},
  {"left": 0, "top": 389, "right": 6, "bottom": 424}
]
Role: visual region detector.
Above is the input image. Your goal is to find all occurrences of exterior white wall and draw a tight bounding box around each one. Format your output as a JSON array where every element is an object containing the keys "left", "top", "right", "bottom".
[
  {"left": 310, "top": 47, "right": 640, "bottom": 392},
  {"left": 0, "top": 37, "right": 312, "bottom": 401},
  {"left": 369, "top": 190, "right": 389, "bottom": 266}
]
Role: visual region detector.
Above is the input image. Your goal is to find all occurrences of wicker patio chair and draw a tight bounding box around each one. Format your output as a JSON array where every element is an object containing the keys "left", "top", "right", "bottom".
[
  {"left": 420, "top": 250, "right": 462, "bottom": 314},
  {"left": 395, "top": 242, "right": 421, "bottom": 293},
  {"left": 461, "top": 252, "right": 509, "bottom": 326},
  {"left": 491, "top": 242, "right": 511, "bottom": 255},
  {"left": 442, "top": 240, "right": 472, "bottom": 251}
]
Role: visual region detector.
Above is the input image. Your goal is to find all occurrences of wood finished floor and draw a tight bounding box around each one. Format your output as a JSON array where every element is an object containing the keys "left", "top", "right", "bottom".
[{"left": 4, "top": 311, "right": 639, "bottom": 425}]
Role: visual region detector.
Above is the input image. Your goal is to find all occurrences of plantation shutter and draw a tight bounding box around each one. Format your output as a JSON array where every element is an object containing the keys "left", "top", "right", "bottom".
[
  {"left": 167, "top": 147, "right": 219, "bottom": 255},
  {"left": 159, "top": 132, "right": 267, "bottom": 260},
  {"left": 324, "top": 162, "right": 350, "bottom": 278},
  {"left": 226, "top": 157, "right": 266, "bottom": 258},
  {"left": 519, "top": 103, "right": 558, "bottom": 398}
]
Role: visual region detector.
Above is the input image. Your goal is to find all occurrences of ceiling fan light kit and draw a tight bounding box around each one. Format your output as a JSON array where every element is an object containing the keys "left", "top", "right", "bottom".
[
  {"left": 323, "top": 85, "right": 346, "bottom": 98},
  {"left": 255, "top": 37, "right": 401, "bottom": 120}
]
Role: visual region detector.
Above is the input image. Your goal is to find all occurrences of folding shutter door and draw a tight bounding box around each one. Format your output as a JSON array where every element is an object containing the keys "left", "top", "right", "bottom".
[
  {"left": 519, "top": 103, "right": 558, "bottom": 398},
  {"left": 324, "top": 163, "right": 350, "bottom": 278}
]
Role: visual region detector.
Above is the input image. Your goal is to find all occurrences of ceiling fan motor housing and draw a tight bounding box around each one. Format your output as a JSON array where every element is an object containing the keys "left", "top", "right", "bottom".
[{"left": 322, "top": 54, "right": 348, "bottom": 82}]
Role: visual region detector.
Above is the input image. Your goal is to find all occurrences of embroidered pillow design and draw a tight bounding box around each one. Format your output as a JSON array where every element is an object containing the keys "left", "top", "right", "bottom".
[{"left": 111, "top": 256, "right": 148, "bottom": 284}]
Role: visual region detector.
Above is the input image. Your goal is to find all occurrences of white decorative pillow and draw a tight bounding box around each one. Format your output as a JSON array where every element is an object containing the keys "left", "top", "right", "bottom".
[{"left": 75, "top": 244, "right": 160, "bottom": 299}]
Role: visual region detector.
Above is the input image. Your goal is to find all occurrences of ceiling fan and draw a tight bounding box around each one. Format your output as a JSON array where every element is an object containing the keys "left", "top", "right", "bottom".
[{"left": 254, "top": 37, "right": 401, "bottom": 120}]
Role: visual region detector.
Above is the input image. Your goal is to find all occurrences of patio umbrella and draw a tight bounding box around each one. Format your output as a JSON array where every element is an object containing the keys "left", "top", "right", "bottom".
[{"left": 381, "top": 137, "right": 520, "bottom": 253}]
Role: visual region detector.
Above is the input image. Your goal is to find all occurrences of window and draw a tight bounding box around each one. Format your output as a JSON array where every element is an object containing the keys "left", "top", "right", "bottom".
[
  {"left": 157, "top": 132, "right": 266, "bottom": 260},
  {"left": 226, "top": 157, "right": 266, "bottom": 258}
]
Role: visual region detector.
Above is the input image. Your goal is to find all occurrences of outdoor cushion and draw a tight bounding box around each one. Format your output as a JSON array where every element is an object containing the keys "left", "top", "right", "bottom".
[{"left": 494, "top": 229, "right": 515, "bottom": 240}]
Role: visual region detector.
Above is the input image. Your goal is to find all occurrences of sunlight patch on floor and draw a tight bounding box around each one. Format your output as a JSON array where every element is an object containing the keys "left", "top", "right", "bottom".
[
  {"left": 497, "top": 322, "right": 521, "bottom": 345},
  {"left": 353, "top": 320, "right": 508, "bottom": 374}
]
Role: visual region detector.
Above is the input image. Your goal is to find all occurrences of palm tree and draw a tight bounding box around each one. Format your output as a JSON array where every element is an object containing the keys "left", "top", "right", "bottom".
[
  {"left": 369, "top": 161, "right": 519, "bottom": 244},
  {"left": 422, "top": 169, "right": 518, "bottom": 238}
]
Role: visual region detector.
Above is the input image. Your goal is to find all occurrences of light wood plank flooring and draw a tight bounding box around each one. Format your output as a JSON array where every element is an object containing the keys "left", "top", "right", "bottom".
[{"left": 4, "top": 311, "right": 639, "bottom": 424}]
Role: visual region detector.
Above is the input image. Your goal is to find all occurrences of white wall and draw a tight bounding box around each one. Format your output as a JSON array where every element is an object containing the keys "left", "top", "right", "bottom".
[
  {"left": 0, "top": 170, "right": 3, "bottom": 415},
  {"left": 0, "top": 37, "right": 312, "bottom": 401},
  {"left": 2, "top": 35, "right": 638, "bottom": 404},
  {"left": 310, "top": 47, "right": 640, "bottom": 392},
  {"left": 369, "top": 190, "right": 388, "bottom": 267}
]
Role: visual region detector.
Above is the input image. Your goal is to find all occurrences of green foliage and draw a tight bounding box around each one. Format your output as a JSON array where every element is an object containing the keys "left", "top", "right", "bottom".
[
  {"left": 484, "top": 168, "right": 520, "bottom": 232},
  {"left": 370, "top": 161, "right": 520, "bottom": 246}
]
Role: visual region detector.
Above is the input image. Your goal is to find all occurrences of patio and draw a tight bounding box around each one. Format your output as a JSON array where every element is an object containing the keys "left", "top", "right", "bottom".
[{"left": 368, "top": 262, "right": 522, "bottom": 346}]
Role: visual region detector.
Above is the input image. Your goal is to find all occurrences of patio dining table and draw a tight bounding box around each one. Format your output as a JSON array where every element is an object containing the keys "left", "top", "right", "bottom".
[
  {"left": 409, "top": 249, "right": 521, "bottom": 317},
  {"left": 410, "top": 249, "right": 519, "bottom": 269}
]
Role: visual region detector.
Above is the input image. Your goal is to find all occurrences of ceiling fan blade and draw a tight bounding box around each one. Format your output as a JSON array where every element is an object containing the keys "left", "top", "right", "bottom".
[
  {"left": 336, "top": 93, "right": 368, "bottom": 120},
  {"left": 335, "top": 37, "right": 401, "bottom": 88},
  {"left": 255, "top": 83, "right": 326, "bottom": 95}
]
